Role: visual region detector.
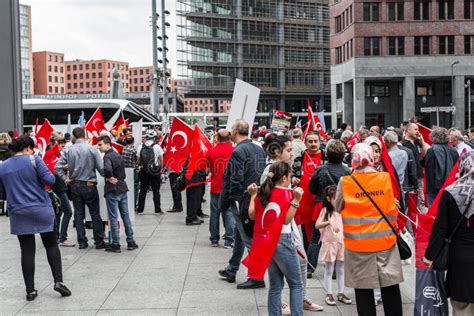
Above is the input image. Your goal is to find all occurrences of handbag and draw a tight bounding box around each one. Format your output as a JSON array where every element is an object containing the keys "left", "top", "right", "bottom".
[
  {"left": 432, "top": 200, "right": 472, "bottom": 270},
  {"left": 350, "top": 175, "right": 412, "bottom": 260},
  {"left": 47, "top": 190, "right": 62, "bottom": 215}
]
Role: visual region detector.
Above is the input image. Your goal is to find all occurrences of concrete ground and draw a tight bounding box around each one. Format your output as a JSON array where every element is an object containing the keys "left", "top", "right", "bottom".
[{"left": 0, "top": 185, "right": 416, "bottom": 315}]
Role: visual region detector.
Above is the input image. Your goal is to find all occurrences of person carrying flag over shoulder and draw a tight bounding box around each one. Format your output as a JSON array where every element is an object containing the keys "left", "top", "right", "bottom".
[{"left": 246, "top": 161, "right": 304, "bottom": 316}]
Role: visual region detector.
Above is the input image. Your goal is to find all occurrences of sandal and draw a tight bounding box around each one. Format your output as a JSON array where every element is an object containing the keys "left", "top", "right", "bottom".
[
  {"left": 325, "top": 294, "right": 336, "bottom": 306},
  {"left": 337, "top": 293, "right": 352, "bottom": 305}
]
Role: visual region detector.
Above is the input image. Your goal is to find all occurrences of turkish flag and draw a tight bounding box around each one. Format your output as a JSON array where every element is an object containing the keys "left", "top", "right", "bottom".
[
  {"left": 163, "top": 117, "right": 194, "bottom": 173},
  {"left": 43, "top": 142, "right": 60, "bottom": 173},
  {"left": 302, "top": 99, "right": 315, "bottom": 140},
  {"left": 185, "top": 125, "right": 212, "bottom": 180},
  {"left": 242, "top": 187, "right": 293, "bottom": 280},
  {"left": 112, "top": 142, "right": 124, "bottom": 155},
  {"left": 35, "top": 119, "right": 54, "bottom": 153},
  {"left": 415, "top": 122, "right": 433, "bottom": 146},
  {"left": 314, "top": 114, "right": 327, "bottom": 140},
  {"left": 112, "top": 113, "right": 129, "bottom": 136},
  {"left": 85, "top": 107, "right": 106, "bottom": 134},
  {"left": 347, "top": 127, "right": 362, "bottom": 151}
]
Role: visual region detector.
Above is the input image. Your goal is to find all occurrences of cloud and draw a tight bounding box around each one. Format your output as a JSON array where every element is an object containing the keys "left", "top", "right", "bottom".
[{"left": 21, "top": 0, "right": 177, "bottom": 71}]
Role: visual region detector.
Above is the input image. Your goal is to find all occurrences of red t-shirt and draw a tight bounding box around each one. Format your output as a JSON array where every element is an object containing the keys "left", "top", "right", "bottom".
[{"left": 206, "top": 142, "right": 234, "bottom": 194}]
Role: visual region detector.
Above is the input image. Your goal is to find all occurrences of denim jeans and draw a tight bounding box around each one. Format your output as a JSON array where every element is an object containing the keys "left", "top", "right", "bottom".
[
  {"left": 268, "top": 233, "right": 304, "bottom": 316},
  {"left": 57, "top": 191, "right": 73, "bottom": 242},
  {"left": 226, "top": 203, "right": 252, "bottom": 274},
  {"left": 71, "top": 182, "right": 104, "bottom": 246},
  {"left": 210, "top": 193, "right": 235, "bottom": 243},
  {"left": 307, "top": 225, "right": 321, "bottom": 273},
  {"left": 105, "top": 191, "right": 134, "bottom": 245},
  {"left": 133, "top": 169, "right": 139, "bottom": 208}
]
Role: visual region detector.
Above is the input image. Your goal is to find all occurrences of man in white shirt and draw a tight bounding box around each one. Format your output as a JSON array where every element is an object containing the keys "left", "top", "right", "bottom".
[
  {"left": 449, "top": 128, "right": 472, "bottom": 156},
  {"left": 136, "top": 130, "right": 164, "bottom": 215}
]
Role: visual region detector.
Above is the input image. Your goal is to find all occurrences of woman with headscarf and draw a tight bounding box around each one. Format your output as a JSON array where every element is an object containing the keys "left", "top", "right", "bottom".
[
  {"left": 423, "top": 151, "right": 474, "bottom": 315},
  {"left": 335, "top": 143, "right": 403, "bottom": 316}
]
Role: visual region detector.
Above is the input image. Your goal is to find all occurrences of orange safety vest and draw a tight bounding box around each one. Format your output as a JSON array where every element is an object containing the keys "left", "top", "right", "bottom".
[{"left": 341, "top": 172, "right": 398, "bottom": 252}]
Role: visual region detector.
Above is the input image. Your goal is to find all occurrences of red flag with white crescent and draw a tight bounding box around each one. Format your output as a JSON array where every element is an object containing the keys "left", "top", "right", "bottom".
[
  {"left": 302, "top": 99, "right": 316, "bottom": 140},
  {"left": 242, "top": 187, "right": 293, "bottom": 281},
  {"left": 163, "top": 117, "right": 194, "bottom": 173},
  {"left": 35, "top": 119, "right": 54, "bottom": 153},
  {"left": 185, "top": 125, "right": 212, "bottom": 180},
  {"left": 314, "top": 115, "right": 327, "bottom": 140},
  {"left": 43, "top": 142, "right": 60, "bottom": 173},
  {"left": 85, "top": 107, "right": 106, "bottom": 135}
]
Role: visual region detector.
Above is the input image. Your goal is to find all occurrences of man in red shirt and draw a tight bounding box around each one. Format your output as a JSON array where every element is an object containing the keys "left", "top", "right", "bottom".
[{"left": 206, "top": 129, "right": 235, "bottom": 248}]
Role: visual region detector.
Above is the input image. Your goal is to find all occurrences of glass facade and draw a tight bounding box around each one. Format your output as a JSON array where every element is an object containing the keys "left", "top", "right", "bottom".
[
  {"left": 20, "top": 5, "right": 32, "bottom": 95},
  {"left": 177, "top": 0, "right": 331, "bottom": 113}
]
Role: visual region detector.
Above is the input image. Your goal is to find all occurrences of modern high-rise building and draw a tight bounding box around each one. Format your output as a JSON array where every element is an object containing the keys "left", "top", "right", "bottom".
[
  {"left": 329, "top": 0, "right": 474, "bottom": 130},
  {"left": 32, "top": 51, "right": 66, "bottom": 95},
  {"left": 19, "top": 4, "right": 34, "bottom": 96},
  {"left": 177, "top": 0, "right": 331, "bottom": 121}
]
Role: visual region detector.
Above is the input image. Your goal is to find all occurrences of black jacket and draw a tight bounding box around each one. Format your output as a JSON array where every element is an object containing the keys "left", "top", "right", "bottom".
[
  {"left": 103, "top": 149, "right": 128, "bottom": 195},
  {"left": 402, "top": 139, "right": 423, "bottom": 179},
  {"left": 0, "top": 144, "right": 11, "bottom": 162},
  {"left": 309, "top": 163, "right": 351, "bottom": 202},
  {"left": 397, "top": 144, "right": 418, "bottom": 191},
  {"left": 420, "top": 144, "right": 459, "bottom": 194},
  {"left": 220, "top": 139, "right": 266, "bottom": 212},
  {"left": 292, "top": 149, "right": 327, "bottom": 180}
]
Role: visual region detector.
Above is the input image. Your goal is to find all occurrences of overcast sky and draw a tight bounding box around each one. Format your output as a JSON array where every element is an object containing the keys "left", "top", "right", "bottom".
[{"left": 21, "top": 0, "right": 178, "bottom": 73}]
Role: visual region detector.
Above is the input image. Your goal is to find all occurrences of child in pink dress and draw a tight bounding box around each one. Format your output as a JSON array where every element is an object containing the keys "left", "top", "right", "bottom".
[{"left": 315, "top": 185, "right": 352, "bottom": 306}]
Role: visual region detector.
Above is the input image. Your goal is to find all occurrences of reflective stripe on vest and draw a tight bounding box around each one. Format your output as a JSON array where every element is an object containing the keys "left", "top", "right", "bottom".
[
  {"left": 342, "top": 215, "right": 398, "bottom": 225},
  {"left": 341, "top": 172, "right": 398, "bottom": 253},
  {"left": 344, "top": 229, "right": 394, "bottom": 240}
]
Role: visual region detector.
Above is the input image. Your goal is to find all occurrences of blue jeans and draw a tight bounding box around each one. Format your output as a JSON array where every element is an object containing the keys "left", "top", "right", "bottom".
[
  {"left": 105, "top": 192, "right": 134, "bottom": 245},
  {"left": 57, "top": 191, "right": 73, "bottom": 242},
  {"left": 210, "top": 193, "right": 235, "bottom": 244},
  {"left": 71, "top": 182, "right": 104, "bottom": 246},
  {"left": 268, "top": 233, "right": 303, "bottom": 316},
  {"left": 225, "top": 203, "right": 252, "bottom": 274}
]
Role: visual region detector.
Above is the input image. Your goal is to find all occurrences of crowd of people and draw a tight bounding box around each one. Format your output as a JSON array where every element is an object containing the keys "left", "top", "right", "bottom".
[{"left": 0, "top": 120, "right": 473, "bottom": 316}]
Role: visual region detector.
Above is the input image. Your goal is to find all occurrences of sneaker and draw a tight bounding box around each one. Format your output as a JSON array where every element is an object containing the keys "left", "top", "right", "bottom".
[
  {"left": 304, "top": 298, "right": 324, "bottom": 311},
  {"left": 105, "top": 244, "right": 121, "bottom": 253},
  {"left": 307, "top": 272, "right": 313, "bottom": 279},
  {"left": 127, "top": 241, "right": 139, "bottom": 251},
  {"left": 167, "top": 208, "right": 183, "bottom": 213},
  {"left": 211, "top": 241, "right": 219, "bottom": 247},
  {"left": 325, "top": 294, "right": 336, "bottom": 306},
  {"left": 281, "top": 303, "right": 291, "bottom": 315},
  {"left": 26, "top": 290, "right": 38, "bottom": 301},
  {"left": 78, "top": 243, "right": 88, "bottom": 250},
  {"left": 95, "top": 242, "right": 107, "bottom": 250},
  {"left": 59, "top": 240, "right": 76, "bottom": 247},
  {"left": 223, "top": 241, "right": 234, "bottom": 249},
  {"left": 155, "top": 210, "right": 164, "bottom": 215},
  {"left": 337, "top": 293, "right": 352, "bottom": 305}
]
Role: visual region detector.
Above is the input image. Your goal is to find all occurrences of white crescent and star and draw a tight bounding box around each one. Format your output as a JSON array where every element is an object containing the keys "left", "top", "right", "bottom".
[
  {"left": 171, "top": 131, "right": 188, "bottom": 149},
  {"left": 261, "top": 202, "right": 281, "bottom": 229}
]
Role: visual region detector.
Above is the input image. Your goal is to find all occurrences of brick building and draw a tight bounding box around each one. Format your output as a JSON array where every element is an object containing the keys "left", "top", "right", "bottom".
[
  {"left": 330, "top": 0, "right": 474, "bottom": 129},
  {"left": 129, "top": 66, "right": 176, "bottom": 93},
  {"left": 65, "top": 59, "right": 130, "bottom": 94},
  {"left": 32, "top": 51, "right": 66, "bottom": 95}
]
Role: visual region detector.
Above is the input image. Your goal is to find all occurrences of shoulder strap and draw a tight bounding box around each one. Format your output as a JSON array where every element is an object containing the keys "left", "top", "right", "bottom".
[
  {"left": 325, "top": 168, "right": 336, "bottom": 185},
  {"left": 447, "top": 199, "right": 473, "bottom": 243},
  {"left": 350, "top": 174, "right": 397, "bottom": 234}
]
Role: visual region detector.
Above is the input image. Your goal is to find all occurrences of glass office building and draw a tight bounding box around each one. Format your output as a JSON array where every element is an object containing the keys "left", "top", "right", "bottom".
[{"left": 177, "top": 0, "right": 330, "bottom": 114}]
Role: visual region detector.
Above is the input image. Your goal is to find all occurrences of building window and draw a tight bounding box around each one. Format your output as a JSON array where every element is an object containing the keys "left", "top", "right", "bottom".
[
  {"left": 99, "top": 72, "right": 103, "bottom": 78},
  {"left": 55, "top": 56, "right": 58, "bottom": 62},
  {"left": 365, "top": 83, "right": 390, "bottom": 97},
  {"left": 465, "top": 0, "right": 473, "bottom": 18},
  {"left": 465, "top": 35, "right": 473, "bottom": 54},
  {"left": 55, "top": 86, "right": 58, "bottom": 93},
  {"left": 388, "top": 2, "right": 404, "bottom": 21},
  {"left": 48, "top": 75, "right": 52, "bottom": 82},
  {"left": 48, "top": 65, "right": 52, "bottom": 72},
  {"left": 80, "top": 82, "right": 83, "bottom": 88},
  {"left": 79, "top": 73, "right": 83, "bottom": 79},
  {"left": 67, "top": 65, "right": 70, "bottom": 71},
  {"left": 443, "top": 80, "right": 452, "bottom": 96},
  {"left": 48, "top": 86, "right": 52, "bottom": 93},
  {"left": 85, "top": 64, "right": 89, "bottom": 70},
  {"left": 439, "top": 35, "right": 455, "bottom": 54},
  {"left": 79, "top": 64, "right": 83, "bottom": 71},
  {"left": 140, "top": 69, "right": 144, "bottom": 75},
  {"left": 60, "top": 77, "right": 64, "bottom": 83},
  {"left": 414, "top": 0, "right": 430, "bottom": 20},
  {"left": 438, "top": 0, "right": 455, "bottom": 19},
  {"left": 98, "top": 63, "right": 102, "bottom": 69},
  {"left": 336, "top": 84, "right": 343, "bottom": 99},
  {"left": 99, "top": 81, "right": 103, "bottom": 87},
  {"left": 74, "top": 83, "right": 77, "bottom": 89},
  {"left": 86, "top": 82, "right": 90, "bottom": 88},
  {"left": 388, "top": 37, "right": 405, "bottom": 55},
  {"left": 363, "top": 2, "right": 380, "bottom": 21},
  {"left": 86, "top": 73, "right": 90, "bottom": 79},
  {"left": 92, "top": 63, "right": 96, "bottom": 70},
  {"left": 92, "top": 73, "right": 96, "bottom": 79},
  {"left": 54, "top": 66, "right": 58, "bottom": 72},
  {"left": 60, "top": 87, "right": 64, "bottom": 94},
  {"left": 73, "top": 65, "right": 77, "bottom": 71},
  {"left": 60, "top": 66, "right": 63, "bottom": 73},
  {"left": 67, "top": 83, "right": 71, "bottom": 90},
  {"left": 416, "top": 82, "right": 435, "bottom": 96},
  {"left": 48, "top": 54, "right": 52, "bottom": 61},
  {"left": 364, "top": 37, "right": 380, "bottom": 56},
  {"left": 92, "top": 82, "right": 96, "bottom": 88},
  {"left": 415, "top": 36, "right": 430, "bottom": 55}
]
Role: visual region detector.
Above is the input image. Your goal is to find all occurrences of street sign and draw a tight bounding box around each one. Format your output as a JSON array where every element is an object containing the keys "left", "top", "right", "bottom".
[
  {"left": 420, "top": 107, "right": 437, "bottom": 113},
  {"left": 438, "top": 106, "right": 456, "bottom": 112}
]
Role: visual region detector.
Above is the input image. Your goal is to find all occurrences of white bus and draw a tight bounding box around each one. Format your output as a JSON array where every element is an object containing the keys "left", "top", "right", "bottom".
[{"left": 23, "top": 99, "right": 159, "bottom": 133}]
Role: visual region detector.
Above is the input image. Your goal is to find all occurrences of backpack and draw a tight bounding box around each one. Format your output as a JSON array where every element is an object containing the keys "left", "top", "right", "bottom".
[{"left": 140, "top": 143, "right": 160, "bottom": 174}]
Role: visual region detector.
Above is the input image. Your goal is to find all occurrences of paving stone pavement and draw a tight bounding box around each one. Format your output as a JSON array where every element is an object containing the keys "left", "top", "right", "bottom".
[{"left": 0, "top": 184, "right": 416, "bottom": 315}]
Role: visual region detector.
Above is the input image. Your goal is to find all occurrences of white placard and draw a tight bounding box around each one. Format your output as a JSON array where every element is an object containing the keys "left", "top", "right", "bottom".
[
  {"left": 132, "top": 119, "right": 143, "bottom": 150},
  {"left": 225, "top": 79, "right": 261, "bottom": 133}
]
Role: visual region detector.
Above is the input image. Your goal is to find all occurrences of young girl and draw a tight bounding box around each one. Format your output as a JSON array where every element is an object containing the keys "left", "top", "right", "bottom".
[
  {"left": 316, "top": 185, "right": 352, "bottom": 306},
  {"left": 248, "top": 161, "right": 304, "bottom": 316}
]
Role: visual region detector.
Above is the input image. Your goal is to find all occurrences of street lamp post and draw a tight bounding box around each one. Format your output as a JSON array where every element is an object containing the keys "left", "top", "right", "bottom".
[
  {"left": 467, "top": 80, "right": 472, "bottom": 128},
  {"left": 151, "top": 0, "right": 159, "bottom": 116},
  {"left": 451, "top": 61, "right": 459, "bottom": 127}
]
